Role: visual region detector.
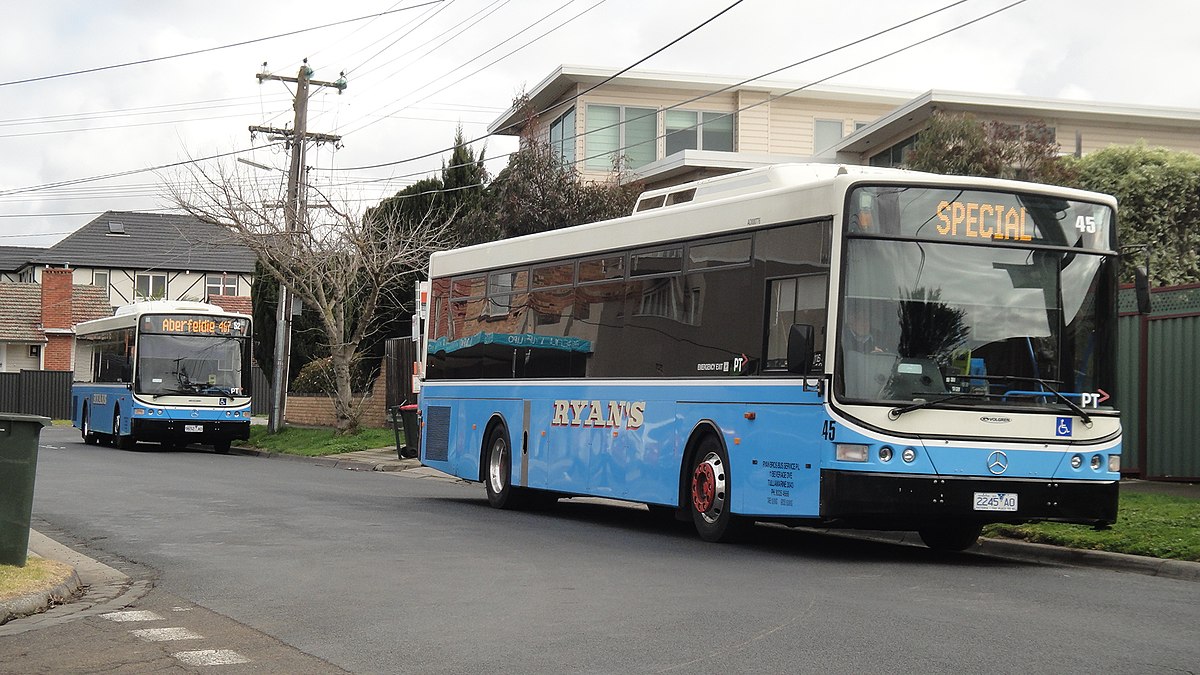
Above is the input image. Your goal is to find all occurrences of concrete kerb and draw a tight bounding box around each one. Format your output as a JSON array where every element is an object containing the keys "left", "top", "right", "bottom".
[
  {"left": 1, "top": 530, "right": 150, "bottom": 634},
  {"left": 0, "top": 558, "right": 81, "bottom": 626}
]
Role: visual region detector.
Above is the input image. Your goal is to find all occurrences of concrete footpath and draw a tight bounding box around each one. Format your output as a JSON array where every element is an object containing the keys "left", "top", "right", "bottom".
[{"left": 4, "top": 449, "right": 1198, "bottom": 630}]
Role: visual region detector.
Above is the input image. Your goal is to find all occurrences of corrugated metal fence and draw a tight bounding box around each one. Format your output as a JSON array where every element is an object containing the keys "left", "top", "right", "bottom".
[
  {"left": 1118, "top": 284, "right": 1200, "bottom": 480},
  {"left": 0, "top": 370, "right": 72, "bottom": 419}
]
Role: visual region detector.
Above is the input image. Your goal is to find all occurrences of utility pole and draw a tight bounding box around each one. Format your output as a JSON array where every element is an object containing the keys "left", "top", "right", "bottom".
[{"left": 251, "top": 59, "right": 346, "bottom": 434}]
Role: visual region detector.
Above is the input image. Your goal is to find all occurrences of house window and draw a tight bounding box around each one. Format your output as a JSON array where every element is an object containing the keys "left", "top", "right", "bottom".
[
  {"left": 869, "top": 133, "right": 919, "bottom": 168},
  {"left": 814, "top": 119, "right": 845, "bottom": 155},
  {"left": 92, "top": 270, "right": 109, "bottom": 288},
  {"left": 584, "top": 105, "right": 657, "bottom": 171},
  {"left": 548, "top": 107, "right": 576, "bottom": 165},
  {"left": 29, "top": 345, "right": 41, "bottom": 359},
  {"left": 206, "top": 273, "right": 237, "bottom": 298},
  {"left": 135, "top": 272, "right": 167, "bottom": 300},
  {"left": 664, "top": 111, "right": 735, "bottom": 156}
]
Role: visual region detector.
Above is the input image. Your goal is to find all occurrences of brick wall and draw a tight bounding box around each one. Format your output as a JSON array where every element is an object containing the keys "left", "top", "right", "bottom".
[{"left": 284, "top": 369, "right": 390, "bottom": 429}]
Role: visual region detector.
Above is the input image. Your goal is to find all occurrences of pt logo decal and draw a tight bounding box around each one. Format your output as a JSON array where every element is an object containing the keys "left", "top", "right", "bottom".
[{"left": 986, "top": 450, "right": 1009, "bottom": 475}]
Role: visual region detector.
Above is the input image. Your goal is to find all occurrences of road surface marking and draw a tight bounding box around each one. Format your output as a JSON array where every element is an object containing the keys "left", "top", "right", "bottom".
[
  {"left": 130, "top": 627, "right": 204, "bottom": 642},
  {"left": 100, "top": 610, "right": 164, "bottom": 622},
  {"left": 173, "top": 650, "right": 251, "bottom": 666}
]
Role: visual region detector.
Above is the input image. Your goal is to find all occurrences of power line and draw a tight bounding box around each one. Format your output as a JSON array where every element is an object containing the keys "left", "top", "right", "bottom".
[
  {"left": 330, "top": 0, "right": 1023, "bottom": 199},
  {"left": 0, "top": 2, "right": 444, "bottom": 88},
  {"left": 336, "top": 0, "right": 606, "bottom": 138},
  {"left": 322, "top": 0, "right": 972, "bottom": 174},
  {"left": 0, "top": 144, "right": 281, "bottom": 198}
]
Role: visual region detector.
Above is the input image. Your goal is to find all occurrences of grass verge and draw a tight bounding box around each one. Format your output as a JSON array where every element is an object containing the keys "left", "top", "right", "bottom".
[
  {"left": 984, "top": 492, "right": 1200, "bottom": 562},
  {"left": 243, "top": 425, "right": 399, "bottom": 457},
  {"left": 0, "top": 558, "right": 74, "bottom": 602}
]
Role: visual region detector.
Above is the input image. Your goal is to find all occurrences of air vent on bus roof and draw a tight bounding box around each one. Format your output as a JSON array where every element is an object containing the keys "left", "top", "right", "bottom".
[{"left": 633, "top": 187, "right": 696, "bottom": 214}]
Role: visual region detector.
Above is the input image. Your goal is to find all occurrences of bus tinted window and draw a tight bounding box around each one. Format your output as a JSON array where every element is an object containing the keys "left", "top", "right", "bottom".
[
  {"left": 688, "top": 237, "right": 751, "bottom": 270},
  {"left": 579, "top": 255, "right": 625, "bottom": 283},
  {"left": 631, "top": 248, "right": 683, "bottom": 276}
]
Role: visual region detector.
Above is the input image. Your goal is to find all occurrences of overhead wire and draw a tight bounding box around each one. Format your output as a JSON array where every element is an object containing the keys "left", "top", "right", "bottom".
[
  {"left": 0, "top": 2, "right": 445, "bottom": 88},
  {"left": 331, "top": 0, "right": 1023, "bottom": 199}
]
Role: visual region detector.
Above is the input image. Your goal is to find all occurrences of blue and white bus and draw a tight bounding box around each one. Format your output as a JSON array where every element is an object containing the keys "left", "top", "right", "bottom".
[
  {"left": 416, "top": 164, "right": 1124, "bottom": 550},
  {"left": 72, "top": 301, "right": 253, "bottom": 453}
]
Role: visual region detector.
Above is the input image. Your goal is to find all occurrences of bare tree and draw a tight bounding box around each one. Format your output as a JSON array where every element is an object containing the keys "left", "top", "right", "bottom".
[{"left": 166, "top": 159, "right": 456, "bottom": 434}]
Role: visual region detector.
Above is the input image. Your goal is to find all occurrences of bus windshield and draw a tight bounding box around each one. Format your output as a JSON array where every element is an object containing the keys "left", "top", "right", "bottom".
[
  {"left": 837, "top": 186, "right": 1118, "bottom": 413},
  {"left": 135, "top": 334, "right": 248, "bottom": 397}
]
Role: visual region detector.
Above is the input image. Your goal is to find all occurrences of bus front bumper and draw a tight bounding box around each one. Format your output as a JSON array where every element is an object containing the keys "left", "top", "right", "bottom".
[
  {"left": 131, "top": 418, "right": 250, "bottom": 444},
  {"left": 820, "top": 469, "right": 1118, "bottom": 527}
]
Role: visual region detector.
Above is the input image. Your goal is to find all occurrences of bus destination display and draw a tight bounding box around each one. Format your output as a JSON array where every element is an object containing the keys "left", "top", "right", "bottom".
[{"left": 141, "top": 314, "right": 249, "bottom": 337}]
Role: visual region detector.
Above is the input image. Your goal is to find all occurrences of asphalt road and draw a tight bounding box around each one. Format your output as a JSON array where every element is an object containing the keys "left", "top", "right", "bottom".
[{"left": 15, "top": 425, "right": 1200, "bottom": 674}]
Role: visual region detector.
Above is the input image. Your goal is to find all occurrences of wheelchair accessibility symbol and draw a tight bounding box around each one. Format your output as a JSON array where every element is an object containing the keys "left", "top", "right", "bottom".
[{"left": 1055, "top": 417, "right": 1073, "bottom": 437}]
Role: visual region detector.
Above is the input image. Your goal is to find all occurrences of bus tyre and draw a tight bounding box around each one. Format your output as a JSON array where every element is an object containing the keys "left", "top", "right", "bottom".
[
  {"left": 688, "top": 437, "right": 746, "bottom": 543},
  {"left": 113, "top": 409, "right": 136, "bottom": 450},
  {"left": 81, "top": 404, "right": 99, "bottom": 445},
  {"left": 918, "top": 524, "right": 982, "bottom": 552},
  {"left": 484, "top": 426, "right": 526, "bottom": 509}
]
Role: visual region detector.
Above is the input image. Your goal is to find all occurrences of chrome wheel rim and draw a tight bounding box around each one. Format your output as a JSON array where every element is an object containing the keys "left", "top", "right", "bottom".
[
  {"left": 488, "top": 437, "right": 507, "bottom": 493},
  {"left": 691, "top": 451, "right": 727, "bottom": 524}
]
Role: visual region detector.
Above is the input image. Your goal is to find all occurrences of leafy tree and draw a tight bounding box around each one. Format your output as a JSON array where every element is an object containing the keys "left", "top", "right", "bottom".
[
  {"left": 1068, "top": 144, "right": 1200, "bottom": 285},
  {"left": 904, "top": 112, "right": 1073, "bottom": 184},
  {"left": 486, "top": 139, "right": 641, "bottom": 238}
]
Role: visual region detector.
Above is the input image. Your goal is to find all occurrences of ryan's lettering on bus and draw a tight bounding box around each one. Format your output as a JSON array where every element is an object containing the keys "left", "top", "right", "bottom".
[{"left": 551, "top": 400, "right": 646, "bottom": 429}]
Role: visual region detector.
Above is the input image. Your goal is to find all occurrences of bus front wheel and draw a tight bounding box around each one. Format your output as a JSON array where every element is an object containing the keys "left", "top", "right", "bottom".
[
  {"left": 81, "top": 404, "right": 98, "bottom": 445},
  {"left": 484, "top": 426, "right": 526, "bottom": 509},
  {"left": 688, "top": 436, "right": 746, "bottom": 543},
  {"left": 112, "top": 409, "right": 135, "bottom": 450},
  {"left": 918, "top": 524, "right": 982, "bottom": 552}
]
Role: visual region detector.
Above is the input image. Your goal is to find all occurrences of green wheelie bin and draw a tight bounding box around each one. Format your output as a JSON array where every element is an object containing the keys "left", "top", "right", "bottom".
[{"left": 0, "top": 414, "right": 51, "bottom": 567}]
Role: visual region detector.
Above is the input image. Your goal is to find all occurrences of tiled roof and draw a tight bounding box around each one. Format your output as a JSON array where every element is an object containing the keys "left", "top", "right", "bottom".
[
  {"left": 0, "top": 283, "right": 115, "bottom": 341},
  {"left": 37, "top": 211, "right": 256, "bottom": 274},
  {"left": 0, "top": 246, "right": 44, "bottom": 273},
  {"left": 0, "top": 284, "right": 43, "bottom": 341},
  {"left": 72, "top": 285, "right": 113, "bottom": 324},
  {"left": 206, "top": 294, "right": 252, "bottom": 316}
]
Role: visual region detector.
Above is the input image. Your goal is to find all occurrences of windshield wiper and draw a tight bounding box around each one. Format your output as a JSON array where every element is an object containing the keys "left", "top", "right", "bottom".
[
  {"left": 888, "top": 392, "right": 978, "bottom": 420},
  {"left": 1026, "top": 377, "right": 1092, "bottom": 426}
]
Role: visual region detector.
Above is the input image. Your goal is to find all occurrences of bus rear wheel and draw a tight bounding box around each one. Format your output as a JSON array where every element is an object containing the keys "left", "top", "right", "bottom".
[
  {"left": 918, "top": 524, "right": 982, "bottom": 552},
  {"left": 484, "top": 426, "right": 526, "bottom": 509},
  {"left": 81, "top": 404, "right": 98, "bottom": 445},
  {"left": 688, "top": 436, "right": 746, "bottom": 542}
]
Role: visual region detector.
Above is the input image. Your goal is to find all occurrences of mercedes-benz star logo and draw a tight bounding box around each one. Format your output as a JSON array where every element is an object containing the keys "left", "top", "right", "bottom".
[{"left": 986, "top": 450, "right": 1009, "bottom": 475}]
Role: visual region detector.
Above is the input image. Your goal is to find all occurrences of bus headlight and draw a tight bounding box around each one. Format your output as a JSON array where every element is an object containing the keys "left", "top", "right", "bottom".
[
  {"left": 878, "top": 446, "right": 894, "bottom": 462},
  {"left": 1071, "top": 454, "right": 1083, "bottom": 469},
  {"left": 1090, "top": 454, "right": 1103, "bottom": 470},
  {"left": 836, "top": 444, "right": 869, "bottom": 462},
  {"left": 901, "top": 447, "right": 917, "bottom": 463},
  {"left": 1108, "top": 455, "right": 1121, "bottom": 473}
]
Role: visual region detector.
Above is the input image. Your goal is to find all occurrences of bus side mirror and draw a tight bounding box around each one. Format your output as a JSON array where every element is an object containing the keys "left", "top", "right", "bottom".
[
  {"left": 787, "top": 324, "right": 815, "bottom": 375},
  {"left": 1134, "top": 266, "right": 1152, "bottom": 315}
]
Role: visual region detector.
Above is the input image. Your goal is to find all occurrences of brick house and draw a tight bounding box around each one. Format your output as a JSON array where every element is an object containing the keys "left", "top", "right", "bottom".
[
  {"left": 0, "top": 268, "right": 110, "bottom": 372},
  {"left": 4, "top": 211, "right": 256, "bottom": 311}
]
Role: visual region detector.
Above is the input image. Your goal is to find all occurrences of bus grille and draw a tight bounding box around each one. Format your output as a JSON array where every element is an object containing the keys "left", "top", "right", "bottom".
[{"left": 425, "top": 406, "right": 451, "bottom": 461}]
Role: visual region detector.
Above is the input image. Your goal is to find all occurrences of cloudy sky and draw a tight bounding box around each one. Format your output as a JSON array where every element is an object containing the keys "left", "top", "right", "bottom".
[{"left": 1, "top": 0, "right": 1195, "bottom": 247}]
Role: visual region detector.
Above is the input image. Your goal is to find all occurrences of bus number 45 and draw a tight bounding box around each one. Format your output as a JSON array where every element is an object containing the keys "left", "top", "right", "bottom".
[
  {"left": 822, "top": 420, "right": 837, "bottom": 441},
  {"left": 1075, "top": 215, "right": 1097, "bottom": 233}
]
